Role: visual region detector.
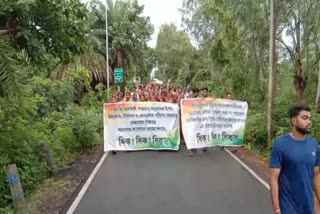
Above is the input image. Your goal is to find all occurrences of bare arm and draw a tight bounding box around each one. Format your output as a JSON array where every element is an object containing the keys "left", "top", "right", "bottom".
[
  {"left": 314, "top": 167, "right": 320, "bottom": 204},
  {"left": 269, "top": 168, "right": 281, "bottom": 213}
]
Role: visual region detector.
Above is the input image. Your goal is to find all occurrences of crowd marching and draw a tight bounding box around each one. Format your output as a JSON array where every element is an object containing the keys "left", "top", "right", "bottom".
[
  {"left": 111, "top": 79, "right": 232, "bottom": 104},
  {"left": 109, "top": 79, "right": 234, "bottom": 156},
  {"left": 108, "top": 79, "right": 320, "bottom": 214}
]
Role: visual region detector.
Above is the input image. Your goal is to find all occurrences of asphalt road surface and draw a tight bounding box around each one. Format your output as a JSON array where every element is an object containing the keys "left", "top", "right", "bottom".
[{"left": 72, "top": 145, "right": 272, "bottom": 214}]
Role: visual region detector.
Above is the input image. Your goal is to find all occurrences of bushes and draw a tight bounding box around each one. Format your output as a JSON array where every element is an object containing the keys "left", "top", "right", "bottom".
[
  {"left": 245, "top": 104, "right": 320, "bottom": 155},
  {"left": 244, "top": 111, "right": 268, "bottom": 153},
  {"left": 0, "top": 97, "right": 50, "bottom": 208},
  {"left": 47, "top": 107, "right": 102, "bottom": 165},
  {"left": 0, "top": 73, "right": 103, "bottom": 208}
]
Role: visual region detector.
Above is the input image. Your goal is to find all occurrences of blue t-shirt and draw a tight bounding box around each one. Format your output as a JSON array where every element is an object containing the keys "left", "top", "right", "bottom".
[{"left": 269, "top": 134, "right": 320, "bottom": 214}]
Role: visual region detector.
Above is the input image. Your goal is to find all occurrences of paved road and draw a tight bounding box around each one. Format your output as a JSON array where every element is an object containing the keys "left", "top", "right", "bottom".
[{"left": 73, "top": 145, "right": 272, "bottom": 214}]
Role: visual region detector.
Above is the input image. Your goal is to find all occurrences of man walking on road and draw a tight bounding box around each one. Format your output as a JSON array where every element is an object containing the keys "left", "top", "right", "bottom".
[{"left": 269, "top": 104, "right": 320, "bottom": 214}]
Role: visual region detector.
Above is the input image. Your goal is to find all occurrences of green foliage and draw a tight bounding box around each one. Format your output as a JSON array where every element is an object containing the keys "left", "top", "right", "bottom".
[
  {"left": 86, "top": 0, "right": 153, "bottom": 83},
  {"left": 0, "top": 96, "right": 50, "bottom": 207},
  {"left": 45, "top": 106, "right": 101, "bottom": 165},
  {"left": 180, "top": 0, "right": 320, "bottom": 154},
  {"left": 244, "top": 112, "right": 267, "bottom": 153},
  {"left": 0, "top": 66, "right": 103, "bottom": 208},
  {"left": 311, "top": 113, "right": 320, "bottom": 142},
  {"left": 0, "top": 0, "right": 153, "bottom": 210},
  {"left": 0, "top": 36, "right": 31, "bottom": 101},
  {"left": 245, "top": 105, "right": 320, "bottom": 155},
  {"left": 32, "top": 77, "right": 75, "bottom": 116},
  {"left": 155, "top": 24, "right": 194, "bottom": 82},
  {"left": 14, "top": 0, "right": 88, "bottom": 64},
  {"left": 181, "top": 0, "right": 270, "bottom": 101}
]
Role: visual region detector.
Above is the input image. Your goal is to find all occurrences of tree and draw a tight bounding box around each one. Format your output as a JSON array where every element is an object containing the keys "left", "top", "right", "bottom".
[
  {"left": 181, "top": 0, "right": 270, "bottom": 100},
  {"left": 155, "top": 24, "right": 194, "bottom": 82},
  {"left": 268, "top": 0, "right": 277, "bottom": 145},
  {"left": 0, "top": 36, "right": 29, "bottom": 100},
  {"left": 1, "top": 0, "right": 89, "bottom": 64},
  {"left": 135, "top": 47, "right": 157, "bottom": 83},
  {"left": 276, "top": 0, "right": 320, "bottom": 103},
  {"left": 51, "top": 0, "right": 154, "bottom": 87},
  {"left": 107, "top": 0, "right": 153, "bottom": 75}
]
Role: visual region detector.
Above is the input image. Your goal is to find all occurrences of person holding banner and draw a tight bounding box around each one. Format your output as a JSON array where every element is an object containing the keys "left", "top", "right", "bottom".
[
  {"left": 188, "top": 87, "right": 207, "bottom": 156},
  {"left": 110, "top": 95, "right": 120, "bottom": 155},
  {"left": 124, "top": 91, "right": 131, "bottom": 102},
  {"left": 269, "top": 104, "right": 320, "bottom": 214},
  {"left": 160, "top": 91, "right": 168, "bottom": 102},
  {"left": 111, "top": 94, "right": 117, "bottom": 102},
  {"left": 225, "top": 91, "right": 232, "bottom": 99},
  {"left": 139, "top": 93, "right": 146, "bottom": 102},
  {"left": 132, "top": 92, "right": 139, "bottom": 102},
  {"left": 201, "top": 87, "right": 209, "bottom": 98},
  {"left": 170, "top": 92, "right": 178, "bottom": 103},
  {"left": 221, "top": 91, "right": 233, "bottom": 151}
]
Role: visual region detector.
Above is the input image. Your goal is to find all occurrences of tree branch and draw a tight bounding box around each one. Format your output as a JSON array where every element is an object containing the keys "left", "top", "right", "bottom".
[{"left": 276, "top": 36, "right": 295, "bottom": 62}]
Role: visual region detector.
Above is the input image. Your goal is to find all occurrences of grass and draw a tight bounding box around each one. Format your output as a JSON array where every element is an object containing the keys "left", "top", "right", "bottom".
[{"left": 16, "top": 177, "right": 77, "bottom": 214}]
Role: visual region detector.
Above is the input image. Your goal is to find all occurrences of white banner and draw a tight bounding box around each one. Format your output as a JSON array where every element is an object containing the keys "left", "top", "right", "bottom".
[
  {"left": 104, "top": 102, "right": 180, "bottom": 151},
  {"left": 180, "top": 98, "right": 248, "bottom": 149}
]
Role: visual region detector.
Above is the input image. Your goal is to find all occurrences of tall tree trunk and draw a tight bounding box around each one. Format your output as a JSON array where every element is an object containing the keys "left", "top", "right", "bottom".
[
  {"left": 294, "top": 52, "right": 306, "bottom": 104},
  {"left": 315, "top": 62, "right": 320, "bottom": 112},
  {"left": 113, "top": 49, "right": 123, "bottom": 68},
  {"left": 267, "top": 0, "right": 276, "bottom": 146},
  {"left": 293, "top": 7, "right": 306, "bottom": 103},
  {"left": 112, "top": 49, "right": 125, "bottom": 93},
  {"left": 5, "top": 13, "right": 17, "bottom": 39}
]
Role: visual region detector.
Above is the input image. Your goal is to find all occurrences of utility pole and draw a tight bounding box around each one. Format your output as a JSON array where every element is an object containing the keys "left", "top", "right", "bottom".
[
  {"left": 267, "top": 0, "right": 276, "bottom": 146},
  {"left": 105, "top": 0, "right": 110, "bottom": 100}
]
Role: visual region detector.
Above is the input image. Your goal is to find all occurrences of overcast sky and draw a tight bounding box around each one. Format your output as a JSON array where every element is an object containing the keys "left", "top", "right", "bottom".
[
  {"left": 83, "top": 0, "right": 184, "bottom": 48},
  {"left": 137, "top": 0, "right": 183, "bottom": 47}
]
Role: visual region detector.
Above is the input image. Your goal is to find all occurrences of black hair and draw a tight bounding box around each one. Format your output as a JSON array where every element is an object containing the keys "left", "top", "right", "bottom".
[
  {"left": 202, "top": 87, "right": 208, "bottom": 91},
  {"left": 193, "top": 87, "right": 200, "bottom": 93},
  {"left": 288, "top": 104, "right": 311, "bottom": 119}
]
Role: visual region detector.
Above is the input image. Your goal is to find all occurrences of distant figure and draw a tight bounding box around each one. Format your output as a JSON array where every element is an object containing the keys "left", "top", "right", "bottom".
[
  {"left": 111, "top": 94, "right": 118, "bottom": 155},
  {"left": 201, "top": 87, "right": 209, "bottom": 98},
  {"left": 221, "top": 91, "right": 233, "bottom": 151},
  {"left": 225, "top": 91, "right": 232, "bottom": 100},
  {"left": 189, "top": 87, "right": 206, "bottom": 156}
]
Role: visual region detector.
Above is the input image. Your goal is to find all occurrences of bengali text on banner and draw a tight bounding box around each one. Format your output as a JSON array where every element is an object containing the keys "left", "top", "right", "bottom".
[
  {"left": 104, "top": 102, "right": 180, "bottom": 151},
  {"left": 180, "top": 98, "right": 248, "bottom": 149}
]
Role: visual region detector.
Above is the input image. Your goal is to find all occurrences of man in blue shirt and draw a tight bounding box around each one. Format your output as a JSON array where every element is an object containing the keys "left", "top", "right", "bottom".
[{"left": 269, "top": 104, "right": 320, "bottom": 214}]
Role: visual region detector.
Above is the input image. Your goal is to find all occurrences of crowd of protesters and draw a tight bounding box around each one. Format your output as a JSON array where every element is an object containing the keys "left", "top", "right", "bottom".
[
  {"left": 111, "top": 79, "right": 232, "bottom": 104},
  {"left": 110, "top": 79, "right": 233, "bottom": 156}
]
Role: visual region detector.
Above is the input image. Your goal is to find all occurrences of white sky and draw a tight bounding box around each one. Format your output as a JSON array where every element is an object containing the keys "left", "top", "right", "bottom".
[
  {"left": 84, "top": 0, "right": 184, "bottom": 48},
  {"left": 137, "top": 0, "right": 183, "bottom": 47}
]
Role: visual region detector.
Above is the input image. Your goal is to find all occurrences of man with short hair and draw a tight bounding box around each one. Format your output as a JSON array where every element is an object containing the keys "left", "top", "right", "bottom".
[
  {"left": 132, "top": 92, "right": 139, "bottom": 102},
  {"left": 269, "top": 104, "right": 320, "bottom": 214},
  {"left": 192, "top": 87, "right": 203, "bottom": 98},
  {"left": 201, "top": 87, "right": 209, "bottom": 98}
]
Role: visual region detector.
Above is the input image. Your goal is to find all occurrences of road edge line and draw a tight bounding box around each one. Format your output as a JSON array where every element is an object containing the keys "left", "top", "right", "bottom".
[
  {"left": 223, "top": 148, "right": 270, "bottom": 190},
  {"left": 66, "top": 152, "right": 108, "bottom": 214}
]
